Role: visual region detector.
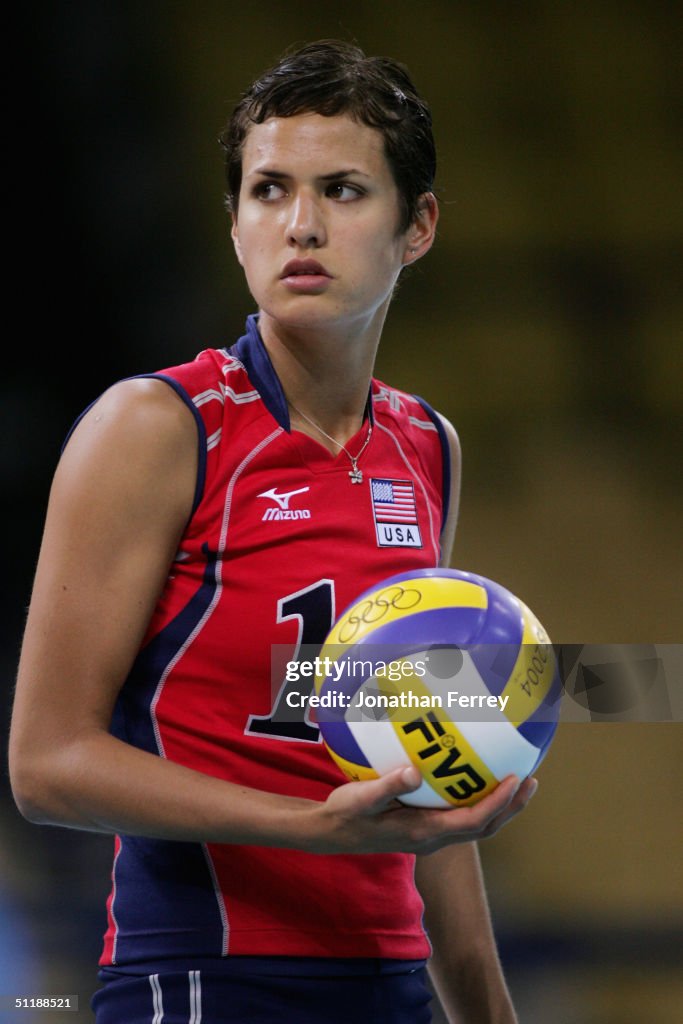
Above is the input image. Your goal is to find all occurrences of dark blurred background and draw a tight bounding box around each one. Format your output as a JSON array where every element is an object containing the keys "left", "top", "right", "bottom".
[{"left": 3, "top": 2, "right": 681, "bottom": 1021}]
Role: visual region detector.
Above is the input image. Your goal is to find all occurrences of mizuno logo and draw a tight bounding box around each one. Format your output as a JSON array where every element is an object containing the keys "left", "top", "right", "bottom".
[
  {"left": 257, "top": 485, "right": 312, "bottom": 522},
  {"left": 258, "top": 486, "right": 310, "bottom": 510}
]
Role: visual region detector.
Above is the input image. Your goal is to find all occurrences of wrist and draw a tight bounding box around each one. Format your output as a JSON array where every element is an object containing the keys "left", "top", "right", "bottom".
[{"left": 226, "top": 791, "right": 324, "bottom": 850}]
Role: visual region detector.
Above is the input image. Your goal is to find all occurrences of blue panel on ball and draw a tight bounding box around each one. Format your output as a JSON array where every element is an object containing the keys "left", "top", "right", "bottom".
[
  {"left": 468, "top": 643, "right": 519, "bottom": 698},
  {"left": 317, "top": 654, "right": 371, "bottom": 765},
  {"left": 474, "top": 579, "right": 525, "bottom": 647},
  {"left": 516, "top": 666, "right": 563, "bottom": 738},
  {"left": 525, "top": 720, "right": 559, "bottom": 774},
  {"left": 517, "top": 718, "right": 557, "bottom": 749},
  {"left": 468, "top": 578, "right": 526, "bottom": 698},
  {"left": 318, "top": 719, "right": 371, "bottom": 767}
]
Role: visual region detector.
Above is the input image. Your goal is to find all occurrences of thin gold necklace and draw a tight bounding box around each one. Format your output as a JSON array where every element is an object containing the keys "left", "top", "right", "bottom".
[{"left": 288, "top": 401, "right": 373, "bottom": 484}]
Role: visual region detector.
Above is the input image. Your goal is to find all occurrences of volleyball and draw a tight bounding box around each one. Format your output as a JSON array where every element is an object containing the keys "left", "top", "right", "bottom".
[{"left": 314, "top": 568, "right": 562, "bottom": 808}]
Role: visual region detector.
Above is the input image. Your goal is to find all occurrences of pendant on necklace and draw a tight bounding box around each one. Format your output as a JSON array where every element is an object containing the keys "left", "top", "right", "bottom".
[{"left": 349, "top": 466, "right": 363, "bottom": 484}]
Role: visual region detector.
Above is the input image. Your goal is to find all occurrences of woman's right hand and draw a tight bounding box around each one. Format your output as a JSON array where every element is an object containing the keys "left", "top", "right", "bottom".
[{"left": 307, "top": 766, "right": 537, "bottom": 855}]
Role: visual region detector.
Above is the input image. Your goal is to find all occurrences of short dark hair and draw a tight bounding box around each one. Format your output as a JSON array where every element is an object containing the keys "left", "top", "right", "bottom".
[{"left": 220, "top": 40, "right": 436, "bottom": 233}]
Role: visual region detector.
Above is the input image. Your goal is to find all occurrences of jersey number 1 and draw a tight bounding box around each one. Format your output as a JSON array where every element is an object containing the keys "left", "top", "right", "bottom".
[{"left": 245, "top": 579, "right": 334, "bottom": 743}]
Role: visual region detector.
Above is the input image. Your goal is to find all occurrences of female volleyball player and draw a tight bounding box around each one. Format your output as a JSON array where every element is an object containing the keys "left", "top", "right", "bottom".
[{"left": 10, "top": 41, "right": 535, "bottom": 1023}]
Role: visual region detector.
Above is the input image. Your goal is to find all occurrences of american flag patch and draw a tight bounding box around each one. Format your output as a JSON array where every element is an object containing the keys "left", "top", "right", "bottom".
[{"left": 370, "top": 478, "right": 422, "bottom": 548}]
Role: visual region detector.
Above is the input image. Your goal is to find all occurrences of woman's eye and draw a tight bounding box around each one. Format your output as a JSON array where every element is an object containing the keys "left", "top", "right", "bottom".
[
  {"left": 327, "top": 183, "right": 363, "bottom": 201},
  {"left": 255, "top": 181, "right": 287, "bottom": 201}
]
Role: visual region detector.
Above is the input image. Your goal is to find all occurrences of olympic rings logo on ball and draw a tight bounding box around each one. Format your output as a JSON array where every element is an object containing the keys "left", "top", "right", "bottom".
[{"left": 337, "top": 585, "right": 423, "bottom": 643}]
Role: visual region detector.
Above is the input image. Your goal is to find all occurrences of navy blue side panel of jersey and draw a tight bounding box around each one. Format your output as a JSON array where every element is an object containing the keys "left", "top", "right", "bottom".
[
  {"left": 413, "top": 395, "right": 451, "bottom": 535},
  {"left": 109, "top": 545, "right": 225, "bottom": 964},
  {"left": 229, "top": 315, "right": 291, "bottom": 430},
  {"left": 60, "top": 373, "right": 207, "bottom": 517},
  {"left": 110, "top": 835, "right": 226, "bottom": 963}
]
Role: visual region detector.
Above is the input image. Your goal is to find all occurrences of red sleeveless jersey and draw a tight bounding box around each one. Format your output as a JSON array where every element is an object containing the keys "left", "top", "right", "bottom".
[{"left": 99, "top": 315, "right": 451, "bottom": 967}]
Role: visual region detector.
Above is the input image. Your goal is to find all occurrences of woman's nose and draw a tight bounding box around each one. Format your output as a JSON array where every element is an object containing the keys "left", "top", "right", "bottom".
[{"left": 286, "top": 190, "right": 327, "bottom": 248}]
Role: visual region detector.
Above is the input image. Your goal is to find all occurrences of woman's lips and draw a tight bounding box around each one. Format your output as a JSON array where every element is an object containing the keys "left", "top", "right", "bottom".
[{"left": 280, "top": 259, "right": 332, "bottom": 292}]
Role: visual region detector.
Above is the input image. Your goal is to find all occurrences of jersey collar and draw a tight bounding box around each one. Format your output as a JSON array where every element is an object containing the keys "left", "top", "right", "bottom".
[
  {"left": 228, "top": 313, "right": 375, "bottom": 432},
  {"left": 229, "top": 314, "right": 291, "bottom": 430}
]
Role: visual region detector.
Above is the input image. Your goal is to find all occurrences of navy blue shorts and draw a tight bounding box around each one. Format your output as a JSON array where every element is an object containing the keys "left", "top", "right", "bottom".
[{"left": 92, "top": 957, "right": 432, "bottom": 1024}]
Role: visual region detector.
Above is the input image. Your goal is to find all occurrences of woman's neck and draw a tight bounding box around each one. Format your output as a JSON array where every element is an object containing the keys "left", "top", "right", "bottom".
[{"left": 258, "top": 310, "right": 385, "bottom": 444}]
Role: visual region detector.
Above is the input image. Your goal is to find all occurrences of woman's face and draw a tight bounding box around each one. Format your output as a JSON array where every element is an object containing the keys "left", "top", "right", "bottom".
[{"left": 231, "top": 112, "right": 433, "bottom": 339}]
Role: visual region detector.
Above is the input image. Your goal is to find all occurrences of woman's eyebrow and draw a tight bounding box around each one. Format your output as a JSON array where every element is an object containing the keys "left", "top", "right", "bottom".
[
  {"left": 318, "top": 169, "right": 371, "bottom": 180},
  {"left": 249, "top": 167, "right": 371, "bottom": 180}
]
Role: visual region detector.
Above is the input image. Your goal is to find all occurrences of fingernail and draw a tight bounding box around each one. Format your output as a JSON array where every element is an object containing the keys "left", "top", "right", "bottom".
[{"left": 402, "top": 766, "right": 421, "bottom": 789}]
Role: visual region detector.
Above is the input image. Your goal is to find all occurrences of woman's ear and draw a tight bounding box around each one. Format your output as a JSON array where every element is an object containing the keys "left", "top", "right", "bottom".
[
  {"left": 231, "top": 214, "right": 244, "bottom": 266},
  {"left": 402, "top": 192, "right": 439, "bottom": 265}
]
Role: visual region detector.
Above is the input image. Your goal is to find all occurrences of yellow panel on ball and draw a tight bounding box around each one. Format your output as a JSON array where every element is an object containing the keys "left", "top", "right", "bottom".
[
  {"left": 323, "top": 576, "right": 488, "bottom": 647},
  {"left": 499, "top": 601, "right": 556, "bottom": 727}
]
